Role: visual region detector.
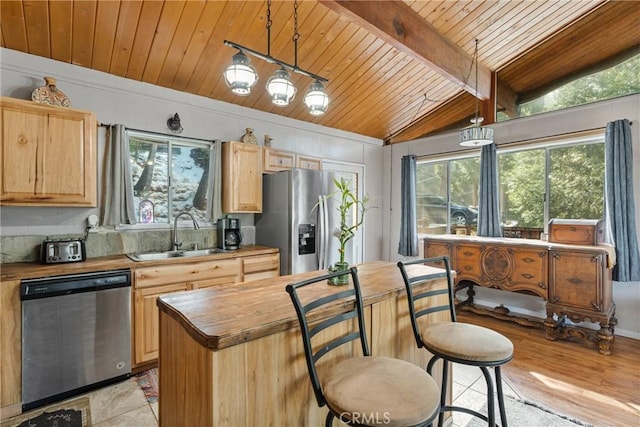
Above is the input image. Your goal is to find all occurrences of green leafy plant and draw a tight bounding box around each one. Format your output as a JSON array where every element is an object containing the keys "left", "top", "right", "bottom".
[{"left": 329, "top": 177, "right": 368, "bottom": 265}]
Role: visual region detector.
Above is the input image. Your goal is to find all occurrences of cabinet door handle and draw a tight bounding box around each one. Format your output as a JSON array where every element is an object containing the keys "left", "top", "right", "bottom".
[
  {"left": 522, "top": 257, "right": 535, "bottom": 263},
  {"left": 568, "top": 277, "right": 582, "bottom": 285},
  {"left": 521, "top": 273, "right": 534, "bottom": 279}
]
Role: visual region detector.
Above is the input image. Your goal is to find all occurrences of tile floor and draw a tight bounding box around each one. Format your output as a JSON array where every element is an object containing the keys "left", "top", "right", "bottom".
[{"left": 25, "top": 364, "right": 516, "bottom": 426}]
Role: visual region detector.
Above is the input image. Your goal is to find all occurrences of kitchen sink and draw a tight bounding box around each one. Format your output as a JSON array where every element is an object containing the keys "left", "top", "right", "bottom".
[
  {"left": 127, "top": 248, "right": 229, "bottom": 262},
  {"left": 181, "top": 248, "right": 230, "bottom": 257}
]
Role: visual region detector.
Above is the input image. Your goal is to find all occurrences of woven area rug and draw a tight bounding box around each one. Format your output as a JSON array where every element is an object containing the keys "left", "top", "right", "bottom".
[
  {"left": 135, "top": 368, "right": 158, "bottom": 403},
  {"left": 464, "top": 394, "right": 595, "bottom": 427},
  {"left": 1, "top": 397, "right": 91, "bottom": 427}
]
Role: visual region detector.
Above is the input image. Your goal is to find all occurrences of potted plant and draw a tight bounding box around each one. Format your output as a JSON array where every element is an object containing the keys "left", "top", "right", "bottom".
[{"left": 326, "top": 177, "right": 368, "bottom": 285}]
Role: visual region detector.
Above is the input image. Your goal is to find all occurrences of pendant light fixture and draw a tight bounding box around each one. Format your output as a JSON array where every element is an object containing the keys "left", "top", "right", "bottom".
[
  {"left": 223, "top": 0, "right": 329, "bottom": 114},
  {"left": 460, "top": 39, "right": 494, "bottom": 147},
  {"left": 267, "top": 67, "right": 296, "bottom": 106},
  {"left": 304, "top": 80, "right": 330, "bottom": 115},
  {"left": 222, "top": 50, "right": 258, "bottom": 96}
]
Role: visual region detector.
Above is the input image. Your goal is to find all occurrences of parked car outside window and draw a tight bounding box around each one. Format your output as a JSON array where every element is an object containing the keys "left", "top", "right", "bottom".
[{"left": 417, "top": 195, "right": 478, "bottom": 226}]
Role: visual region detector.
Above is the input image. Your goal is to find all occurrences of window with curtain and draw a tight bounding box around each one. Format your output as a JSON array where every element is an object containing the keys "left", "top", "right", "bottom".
[
  {"left": 125, "top": 130, "right": 218, "bottom": 226},
  {"left": 416, "top": 132, "right": 605, "bottom": 237}
]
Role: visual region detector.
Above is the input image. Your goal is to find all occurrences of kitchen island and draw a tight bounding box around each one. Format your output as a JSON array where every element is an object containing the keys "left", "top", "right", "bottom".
[{"left": 156, "top": 261, "right": 451, "bottom": 426}]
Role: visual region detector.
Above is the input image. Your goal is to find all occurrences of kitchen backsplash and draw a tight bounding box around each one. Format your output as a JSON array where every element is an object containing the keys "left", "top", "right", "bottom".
[{"left": 0, "top": 227, "right": 255, "bottom": 264}]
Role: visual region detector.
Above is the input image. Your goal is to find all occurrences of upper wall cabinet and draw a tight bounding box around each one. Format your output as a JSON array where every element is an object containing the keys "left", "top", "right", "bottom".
[
  {"left": 222, "top": 141, "right": 262, "bottom": 213},
  {"left": 0, "top": 97, "right": 97, "bottom": 206},
  {"left": 263, "top": 147, "right": 295, "bottom": 173},
  {"left": 263, "top": 147, "right": 322, "bottom": 173}
]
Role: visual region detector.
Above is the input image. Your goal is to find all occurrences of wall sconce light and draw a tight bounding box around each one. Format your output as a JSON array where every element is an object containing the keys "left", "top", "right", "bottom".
[
  {"left": 167, "top": 113, "right": 183, "bottom": 134},
  {"left": 223, "top": 0, "right": 330, "bottom": 115}
]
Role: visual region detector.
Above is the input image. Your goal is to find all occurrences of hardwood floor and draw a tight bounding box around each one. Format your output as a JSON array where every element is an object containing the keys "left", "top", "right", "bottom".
[{"left": 458, "top": 312, "right": 640, "bottom": 427}]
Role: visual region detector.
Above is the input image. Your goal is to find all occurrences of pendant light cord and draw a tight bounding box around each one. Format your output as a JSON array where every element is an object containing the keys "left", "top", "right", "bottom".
[
  {"left": 389, "top": 39, "right": 479, "bottom": 142},
  {"left": 473, "top": 38, "right": 480, "bottom": 126},
  {"left": 293, "top": 0, "right": 300, "bottom": 69},
  {"left": 266, "top": 0, "right": 272, "bottom": 57}
]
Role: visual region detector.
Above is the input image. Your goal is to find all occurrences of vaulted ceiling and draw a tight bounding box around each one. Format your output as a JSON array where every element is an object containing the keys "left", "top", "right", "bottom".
[{"left": 1, "top": 1, "right": 638, "bottom": 144}]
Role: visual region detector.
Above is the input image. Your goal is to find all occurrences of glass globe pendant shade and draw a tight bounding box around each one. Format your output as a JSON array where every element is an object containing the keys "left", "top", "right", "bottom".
[
  {"left": 304, "top": 80, "right": 330, "bottom": 115},
  {"left": 459, "top": 117, "right": 494, "bottom": 147},
  {"left": 223, "top": 50, "right": 258, "bottom": 96},
  {"left": 266, "top": 68, "right": 296, "bottom": 106}
]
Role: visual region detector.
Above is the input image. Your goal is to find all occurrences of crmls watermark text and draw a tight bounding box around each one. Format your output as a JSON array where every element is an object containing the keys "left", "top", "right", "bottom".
[{"left": 339, "top": 412, "right": 392, "bottom": 424}]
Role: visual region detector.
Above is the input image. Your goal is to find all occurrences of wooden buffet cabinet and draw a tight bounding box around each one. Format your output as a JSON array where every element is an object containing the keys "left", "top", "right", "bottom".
[{"left": 424, "top": 235, "right": 616, "bottom": 355}]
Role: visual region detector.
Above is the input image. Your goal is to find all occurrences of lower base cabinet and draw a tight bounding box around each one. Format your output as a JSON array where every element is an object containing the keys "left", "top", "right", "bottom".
[
  {"left": 0, "top": 280, "right": 21, "bottom": 417},
  {"left": 133, "top": 253, "right": 280, "bottom": 367}
]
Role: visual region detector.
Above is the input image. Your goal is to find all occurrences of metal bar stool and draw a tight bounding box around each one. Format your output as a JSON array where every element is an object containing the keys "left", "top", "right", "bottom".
[
  {"left": 286, "top": 267, "right": 441, "bottom": 427},
  {"left": 397, "top": 256, "right": 514, "bottom": 427}
]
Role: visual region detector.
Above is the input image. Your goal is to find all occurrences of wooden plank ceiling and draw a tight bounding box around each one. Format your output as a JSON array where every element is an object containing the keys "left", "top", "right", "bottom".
[{"left": 1, "top": 1, "right": 638, "bottom": 144}]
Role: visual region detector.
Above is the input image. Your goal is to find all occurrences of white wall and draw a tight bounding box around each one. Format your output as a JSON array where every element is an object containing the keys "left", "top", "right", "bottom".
[
  {"left": 0, "top": 48, "right": 385, "bottom": 262},
  {"left": 383, "top": 94, "right": 640, "bottom": 339}
]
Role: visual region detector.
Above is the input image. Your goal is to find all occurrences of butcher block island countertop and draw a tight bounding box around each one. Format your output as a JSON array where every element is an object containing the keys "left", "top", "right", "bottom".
[{"left": 156, "top": 261, "right": 452, "bottom": 427}]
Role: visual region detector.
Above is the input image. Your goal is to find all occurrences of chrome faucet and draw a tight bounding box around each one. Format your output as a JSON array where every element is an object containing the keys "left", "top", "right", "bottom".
[{"left": 172, "top": 212, "right": 200, "bottom": 251}]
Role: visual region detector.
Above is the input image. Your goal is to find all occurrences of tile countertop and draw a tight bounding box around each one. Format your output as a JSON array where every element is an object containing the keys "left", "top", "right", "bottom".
[{"left": 0, "top": 245, "right": 278, "bottom": 282}]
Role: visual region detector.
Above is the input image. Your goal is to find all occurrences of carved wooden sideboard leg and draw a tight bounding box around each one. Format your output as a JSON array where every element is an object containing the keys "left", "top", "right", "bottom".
[
  {"left": 597, "top": 323, "right": 614, "bottom": 356},
  {"left": 544, "top": 311, "right": 561, "bottom": 340},
  {"left": 454, "top": 282, "right": 475, "bottom": 308}
]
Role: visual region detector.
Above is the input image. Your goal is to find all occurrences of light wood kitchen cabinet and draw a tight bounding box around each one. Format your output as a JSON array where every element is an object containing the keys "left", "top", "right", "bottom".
[
  {"left": 0, "top": 280, "right": 21, "bottom": 417},
  {"left": 263, "top": 147, "right": 323, "bottom": 173},
  {"left": 133, "top": 254, "right": 279, "bottom": 366},
  {"left": 134, "top": 282, "right": 188, "bottom": 365},
  {"left": 241, "top": 253, "right": 280, "bottom": 282},
  {"left": 263, "top": 147, "right": 295, "bottom": 173},
  {"left": 133, "top": 258, "right": 242, "bottom": 366},
  {"left": 222, "top": 141, "right": 262, "bottom": 213},
  {"left": 0, "top": 97, "right": 97, "bottom": 206},
  {"left": 295, "top": 154, "right": 322, "bottom": 170}
]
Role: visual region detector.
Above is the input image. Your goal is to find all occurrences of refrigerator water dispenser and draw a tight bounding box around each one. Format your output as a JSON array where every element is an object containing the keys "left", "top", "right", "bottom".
[{"left": 298, "top": 224, "right": 316, "bottom": 255}]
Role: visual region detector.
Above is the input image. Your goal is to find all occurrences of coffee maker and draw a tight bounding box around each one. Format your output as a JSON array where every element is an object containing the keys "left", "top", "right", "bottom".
[{"left": 217, "top": 217, "right": 242, "bottom": 250}]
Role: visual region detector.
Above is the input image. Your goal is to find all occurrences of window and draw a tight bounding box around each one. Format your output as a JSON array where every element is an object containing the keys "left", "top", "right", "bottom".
[
  {"left": 416, "top": 157, "right": 479, "bottom": 234},
  {"left": 499, "top": 53, "right": 640, "bottom": 121},
  {"left": 126, "top": 130, "right": 217, "bottom": 226},
  {"left": 416, "top": 132, "right": 605, "bottom": 237}
]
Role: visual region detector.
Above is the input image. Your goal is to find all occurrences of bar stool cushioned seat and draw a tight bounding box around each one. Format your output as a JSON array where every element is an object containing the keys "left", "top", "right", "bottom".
[
  {"left": 398, "top": 257, "right": 514, "bottom": 427},
  {"left": 420, "top": 323, "right": 514, "bottom": 363},
  {"left": 323, "top": 356, "right": 441, "bottom": 427},
  {"left": 286, "top": 267, "right": 441, "bottom": 427}
]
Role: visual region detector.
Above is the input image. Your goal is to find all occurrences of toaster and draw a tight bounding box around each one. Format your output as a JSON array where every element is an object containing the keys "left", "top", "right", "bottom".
[{"left": 40, "top": 238, "right": 86, "bottom": 264}]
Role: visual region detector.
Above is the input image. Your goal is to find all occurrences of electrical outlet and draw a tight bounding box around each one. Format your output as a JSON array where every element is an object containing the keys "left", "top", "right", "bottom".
[{"left": 87, "top": 214, "right": 99, "bottom": 233}]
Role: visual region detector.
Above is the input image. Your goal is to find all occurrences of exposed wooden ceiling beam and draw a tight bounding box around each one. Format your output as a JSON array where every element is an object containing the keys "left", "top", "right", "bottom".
[{"left": 318, "top": 0, "right": 492, "bottom": 100}]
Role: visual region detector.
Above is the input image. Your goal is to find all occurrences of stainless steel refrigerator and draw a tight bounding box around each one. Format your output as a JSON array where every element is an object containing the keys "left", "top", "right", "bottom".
[{"left": 256, "top": 168, "right": 353, "bottom": 275}]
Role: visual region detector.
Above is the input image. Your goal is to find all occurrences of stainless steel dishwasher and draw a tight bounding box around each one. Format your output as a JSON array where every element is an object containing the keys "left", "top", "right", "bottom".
[{"left": 21, "top": 269, "right": 131, "bottom": 411}]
